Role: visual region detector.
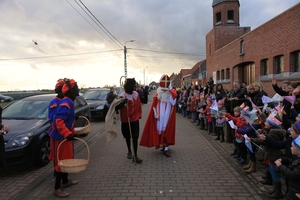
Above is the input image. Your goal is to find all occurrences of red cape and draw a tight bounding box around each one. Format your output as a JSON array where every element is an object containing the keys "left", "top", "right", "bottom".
[{"left": 140, "top": 94, "right": 176, "bottom": 147}]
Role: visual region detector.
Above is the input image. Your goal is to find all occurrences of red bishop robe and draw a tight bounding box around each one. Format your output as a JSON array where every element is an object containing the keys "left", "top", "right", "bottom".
[{"left": 140, "top": 90, "right": 177, "bottom": 147}]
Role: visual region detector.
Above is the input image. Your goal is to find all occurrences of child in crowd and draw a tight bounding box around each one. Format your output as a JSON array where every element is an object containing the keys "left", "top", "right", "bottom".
[
  {"left": 225, "top": 106, "right": 247, "bottom": 165},
  {"left": 249, "top": 114, "right": 286, "bottom": 199},
  {"left": 215, "top": 100, "right": 227, "bottom": 142},
  {"left": 180, "top": 93, "right": 188, "bottom": 117},
  {"left": 210, "top": 97, "right": 218, "bottom": 136},
  {"left": 275, "top": 133, "right": 300, "bottom": 200},
  {"left": 203, "top": 97, "right": 213, "bottom": 134},
  {"left": 236, "top": 117, "right": 263, "bottom": 173},
  {"left": 198, "top": 95, "right": 207, "bottom": 130}
]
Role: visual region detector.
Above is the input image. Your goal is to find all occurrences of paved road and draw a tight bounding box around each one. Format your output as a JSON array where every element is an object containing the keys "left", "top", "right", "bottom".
[{"left": 2, "top": 91, "right": 274, "bottom": 200}]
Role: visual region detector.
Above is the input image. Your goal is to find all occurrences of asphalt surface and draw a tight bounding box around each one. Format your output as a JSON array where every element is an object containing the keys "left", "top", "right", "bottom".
[{"left": 2, "top": 92, "right": 279, "bottom": 200}]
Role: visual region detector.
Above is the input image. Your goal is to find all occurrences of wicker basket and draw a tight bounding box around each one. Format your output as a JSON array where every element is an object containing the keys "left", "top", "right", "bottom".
[
  {"left": 74, "top": 116, "right": 90, "bottom": 135},
  {"left": 57, "top": 137, "right": 90, "bottom": 173}
]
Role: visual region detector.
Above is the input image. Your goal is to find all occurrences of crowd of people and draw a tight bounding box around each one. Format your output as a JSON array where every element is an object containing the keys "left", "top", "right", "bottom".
[{"left": 176, "top": 78, "right": 300, "bottom": 199}]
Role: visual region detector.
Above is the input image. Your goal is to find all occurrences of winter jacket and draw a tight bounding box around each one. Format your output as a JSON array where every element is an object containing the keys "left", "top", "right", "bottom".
[
  {"left": 215, "top": 107, "right": 227, "bottom": 127},
  {"left": 278, "top": 157, "right": 300, "bottom": 200},
  {"left": 265, "top": 136, "right": 294, "bottom": 159},
  {"left": 272, "top": 84, "right": 292, "bottom": 130},
  {"left": 225, "top": 113, "right": 247, "bottom": 140},
  {"left": 215, "top": 89, "right": 226, "bottom": 101},
  {"left": 204, "top": 103, "right": 212, "bottom": 122},
  {"left": 251, "top": 128, "right": 285, "bottom": 161},
  {"left": 228, "top": 87, "right": 247, "bottom": 113},
  {"left": 251, "top": 90, "right": 268, "bottom": 107},
  {"left": 236, "top": 123, "right": 261, "bottom": 138}
]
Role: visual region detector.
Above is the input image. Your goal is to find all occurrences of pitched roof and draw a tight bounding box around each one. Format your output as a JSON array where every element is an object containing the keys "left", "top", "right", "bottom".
[{"left": 212, "top": 0, "right": 239, "bottom": 7}]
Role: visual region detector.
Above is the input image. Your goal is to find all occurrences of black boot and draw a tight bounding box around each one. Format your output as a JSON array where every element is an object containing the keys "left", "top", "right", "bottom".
[
  {"left": 214, "top": 133, "right": 220, "bottom": 140},
  {"left": 268, "top": 182, "right": 283, "bottom": 199},
  {"left": 132, "top": 139, "right": 142, "bottom": 164},
  {"left": 260, "top": 170, "right": 272, "bottom": 185}
]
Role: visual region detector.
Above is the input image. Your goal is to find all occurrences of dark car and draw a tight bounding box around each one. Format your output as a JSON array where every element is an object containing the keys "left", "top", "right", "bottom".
[
  {"left": 114, "top": 87, "right": 123, "bottom": 95},
  {"left": 0, "top": 93, "right": 13, "bottom": 102},
  {"left": 2, "top": 94, "right": 91, "bottom": 167},
  {"left": 83, "top": 88, "right": 110, "bottom": 119}
]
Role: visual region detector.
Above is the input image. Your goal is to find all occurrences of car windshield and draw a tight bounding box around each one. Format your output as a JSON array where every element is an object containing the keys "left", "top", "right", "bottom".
[
  {"left": 83, "top": 90, "right": 109, "bottom": 101},
  {"left": 114, "top": 87, "right": 122, "bottom": 95},
  {"left": 2, "top": 100, "right": 49, "bottom": 119}
]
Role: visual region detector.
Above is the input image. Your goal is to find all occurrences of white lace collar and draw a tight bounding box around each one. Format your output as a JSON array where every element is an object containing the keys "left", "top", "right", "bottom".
[{"left": 120, "top": 91, "right": 138, "bottom": 101}]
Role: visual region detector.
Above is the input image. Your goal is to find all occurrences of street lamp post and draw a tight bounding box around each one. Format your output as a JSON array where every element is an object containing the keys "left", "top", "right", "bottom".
[
  {"left": 143, "top": 67, "right": 148, "bottom": 86},
  {"left": 124, "top": 40, "right": 135, "bottom": 77}
]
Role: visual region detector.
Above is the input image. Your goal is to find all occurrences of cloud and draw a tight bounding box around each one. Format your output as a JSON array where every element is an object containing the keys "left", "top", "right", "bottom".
[{"left": 0, "top": 0, "right": 298, "bottom": 90}]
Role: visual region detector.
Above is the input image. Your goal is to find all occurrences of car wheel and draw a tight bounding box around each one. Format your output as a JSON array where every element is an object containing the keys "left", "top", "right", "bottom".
[
  {"left": 0, "top": 99, "right": 4, "bottom": 103},
  {"left": 34, "top": 137, "right": 50, "bottom": 167}
]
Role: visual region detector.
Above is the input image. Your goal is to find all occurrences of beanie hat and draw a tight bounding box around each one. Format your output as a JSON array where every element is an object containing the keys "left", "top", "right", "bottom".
[
  {"left": 293, "top": 135, "right": 300, "bottom": 148},
  {"left": 217, "top": 100, "right": 224, "bottom": 105},
  {"left": 294, "top": 122, "right": 300, "bottom": 134}
]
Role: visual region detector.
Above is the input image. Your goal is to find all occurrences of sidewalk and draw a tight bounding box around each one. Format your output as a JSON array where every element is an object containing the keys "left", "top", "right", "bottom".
[{"left": 11, "top": 101, "right": 271, "bottom": 200}]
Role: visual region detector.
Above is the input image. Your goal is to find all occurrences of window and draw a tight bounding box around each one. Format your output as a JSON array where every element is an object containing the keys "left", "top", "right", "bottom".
[
  {"left": 226, "top": 68, "right": 230, "bottom": 80},
  {"left": 202, "top": 71, "right": 207, "bottom": 79},
  {"left": 221, "top": 70, "right": 225, "bottom": 80},
  {"left": 217, "top": 71, "right": 220, "bottom": 80},
  {"left": 290, "top": 51, "right": 300, "bottom": 72},
  {"left": 260, "top": 59, "right": 269, "bottom": 75},
  {"left": 273, "top": 55, "right": 284, "bottom": 74},
  {"left": 216, "top": 12, "right": 221, "bottom": 24},
  {"left": 240, "top": 40, "right": 244, "bottom": 55},
  {"left": 227, "top": 10, "right": 234, "bottom": 23}
]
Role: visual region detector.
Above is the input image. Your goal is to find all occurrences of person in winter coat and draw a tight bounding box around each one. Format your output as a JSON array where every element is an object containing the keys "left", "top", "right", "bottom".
[
  {"left": 198, "top": 95, "right": 207, "bottom": 130},
  {"left": 275, "top": 134, "right": 300, "bottom": 200},
  {"left": 249, "top": 114, "right": 286, "bottom": 199},
  {"left": 106, "top": 87, "right": 118, "bottom": 107},
  {"left": 272, "top": 78, "right": 294, "bottom": 131},
  {"left": 225, "top": 106, "right": 247, "bottom": 161},
  {"left": 214, "top": 100, "right": 227, "bottom": 142},
  {"left": 203, "top": 97, "right": 213, "bottom": 134},
  {"left": 215, "top": 84, "right": 226, "bottom": 101},
  {"left": 236, "top": 118, "right": 263, "bottom": 173},
  {"left": 228, "top": 80, "right": 247, "bottom": 114},
  {"left": 259, "top": 122, "right": 300, "bottom": 197},
  {"left": 251, "top": 81, "right": 268, "bottom": 108},
  {"left": 245, "top": 84, "right": 256, "bottom": 109}
]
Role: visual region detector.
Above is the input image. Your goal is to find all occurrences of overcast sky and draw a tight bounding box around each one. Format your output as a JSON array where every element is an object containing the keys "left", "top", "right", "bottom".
[{"left": 0, "top": 0, "right": 298, "bottom": 91}]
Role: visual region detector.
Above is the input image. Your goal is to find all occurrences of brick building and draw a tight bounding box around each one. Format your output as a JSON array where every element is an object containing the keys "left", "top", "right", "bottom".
[{"left": 206, "top": 0, "right": 300, "bottom": 95}]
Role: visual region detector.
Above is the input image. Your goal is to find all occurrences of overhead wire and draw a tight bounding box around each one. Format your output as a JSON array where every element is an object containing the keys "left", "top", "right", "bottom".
[
  {"left": 70, "top": 0, "right": 121, "bottom": 49},
  {"left": 77, "top": 0, "right": 123, "bottom": 48},
  {"left": 0, "top": 49, "right": 121, "bottom": 61}
]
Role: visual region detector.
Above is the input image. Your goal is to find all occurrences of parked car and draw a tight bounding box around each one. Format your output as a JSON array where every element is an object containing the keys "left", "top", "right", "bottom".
[
  {"left": 114, "top": 87, "right": 123, "bottom": 95},
  {"left": 83, "top": 88, "right": 110, "bottom": 119},
  {"left": 0, "top": 93, "right": 13, "bottom": 102},
  {"left": 2, "top": 94, "right": 91, "bottom": 167}
]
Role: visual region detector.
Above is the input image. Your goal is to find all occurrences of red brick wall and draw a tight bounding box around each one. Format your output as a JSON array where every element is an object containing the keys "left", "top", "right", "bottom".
[
  {"left": 213, "top": 2, "right": 240, "bottom": 27},
  {"left": 206, "top": 3, "right": 300, "bottom": 95}
]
